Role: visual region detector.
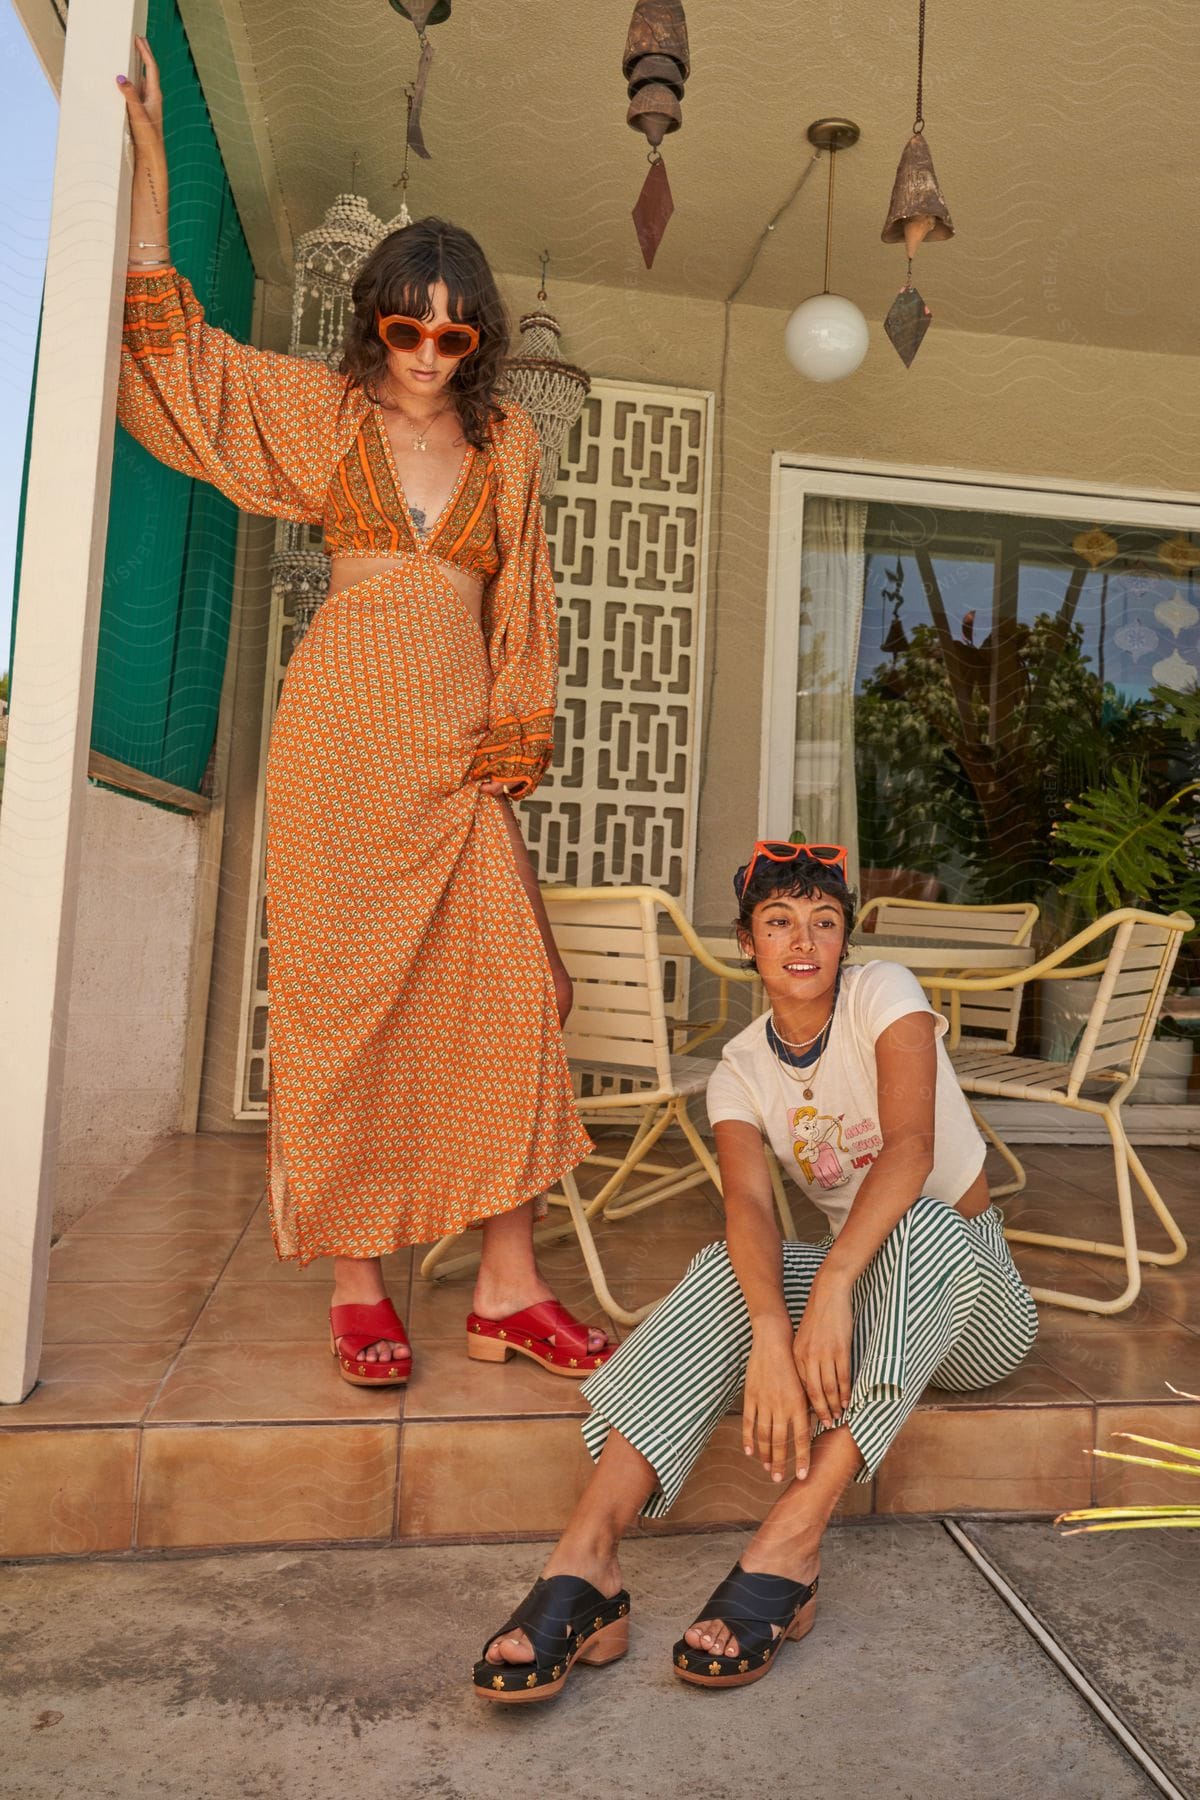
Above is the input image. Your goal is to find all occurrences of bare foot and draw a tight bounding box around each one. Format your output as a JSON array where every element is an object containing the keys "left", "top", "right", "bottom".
[
  {"left": 485, "top": 1548, "right": 624, "bottom": 1666},
  {"left": 472, "top": 1275, "right": 610, "bottom": 1357},
  {"left": 684, "top": 1539, "right": 821, "bottom": 1660},
  {"left": 331, "top": 1259, "right": 407, "bottom": 1363}
]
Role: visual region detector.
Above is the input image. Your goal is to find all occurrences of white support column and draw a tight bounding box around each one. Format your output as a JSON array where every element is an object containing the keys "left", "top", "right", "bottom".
[{"left": 0, "top": 0, "right": 146, "bottom": 1404}]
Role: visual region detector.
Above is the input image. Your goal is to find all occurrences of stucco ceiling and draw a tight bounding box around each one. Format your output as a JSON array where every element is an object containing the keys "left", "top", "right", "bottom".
[{"left": 190, "top": 0, "right": 1200, "bottom": 356}]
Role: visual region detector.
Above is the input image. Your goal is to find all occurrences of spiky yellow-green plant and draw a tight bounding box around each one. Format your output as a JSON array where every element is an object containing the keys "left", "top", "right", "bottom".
[{"left": 1056, "top": 1385, "right": 1200, "bottom": 1535}]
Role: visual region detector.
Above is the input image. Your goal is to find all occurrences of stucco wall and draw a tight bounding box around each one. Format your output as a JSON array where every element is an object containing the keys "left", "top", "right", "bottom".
[
  {"left": 194, "top": 271, "right": 1200, "bottom": 1126},
  {"left": 54, "top": 783, "right": 201, "bottom": 1234}
]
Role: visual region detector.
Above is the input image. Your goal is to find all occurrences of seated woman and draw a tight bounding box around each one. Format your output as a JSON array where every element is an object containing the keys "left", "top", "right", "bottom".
[{"left": 473, "top": 841, "right": 1039, "bottom": 1701}]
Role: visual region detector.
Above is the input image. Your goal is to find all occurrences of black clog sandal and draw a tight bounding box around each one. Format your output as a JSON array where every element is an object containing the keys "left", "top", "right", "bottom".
[
  {"left": 672, "top": 1562, "right": 818, "bottom": 1689},
  {"left": 473, "top": 1576, "right": 631, "bottom": 1704}
]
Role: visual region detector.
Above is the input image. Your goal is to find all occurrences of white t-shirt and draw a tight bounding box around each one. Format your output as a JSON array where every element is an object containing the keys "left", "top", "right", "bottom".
[{"left": 706, "top": 960, "right": 986, "bottom": 1238}]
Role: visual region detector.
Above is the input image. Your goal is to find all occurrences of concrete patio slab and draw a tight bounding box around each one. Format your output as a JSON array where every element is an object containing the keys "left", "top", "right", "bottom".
[
  {"left": 966, "top": 1520, "right": 1199, "bottom": 1798},
  {"left": 1, "top": 1524, "right": 1157, "bottom": 1800}
]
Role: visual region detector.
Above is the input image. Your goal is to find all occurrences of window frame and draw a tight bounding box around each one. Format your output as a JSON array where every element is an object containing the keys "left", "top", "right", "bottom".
[{"left": 760, "top": 454, "right": 1200, "bottom": 840}]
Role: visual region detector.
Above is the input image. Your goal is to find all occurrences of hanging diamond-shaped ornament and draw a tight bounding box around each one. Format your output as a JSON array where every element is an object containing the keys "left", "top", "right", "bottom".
[
  {"left": 633, "top": 155, "right": 674, "bottom": 269},
  {"left": 884, "top": 284, "right": 932, "bottom": 367}
]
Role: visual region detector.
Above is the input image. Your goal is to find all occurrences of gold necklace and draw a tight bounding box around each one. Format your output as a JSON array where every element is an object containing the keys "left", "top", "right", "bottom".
[
  {"left": 380, "top": 394, "right": 452, "bottom": 452},
  {"left": 769, "top": 1013, "right": 834, "bottom": 1104}
]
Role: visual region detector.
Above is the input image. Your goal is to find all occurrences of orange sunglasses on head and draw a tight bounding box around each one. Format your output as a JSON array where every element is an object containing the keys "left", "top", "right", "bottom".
[
  {"left": 739, "top": 839, "right": 849, "bottom": 895},
  {"left": 375, "top": 310, "right": 480, "bottom": 359}
]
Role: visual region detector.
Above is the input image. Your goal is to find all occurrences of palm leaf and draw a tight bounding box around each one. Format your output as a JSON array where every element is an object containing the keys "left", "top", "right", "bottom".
[{"left": 1053, "top": 770, "right": 1199, "bottom": 914}]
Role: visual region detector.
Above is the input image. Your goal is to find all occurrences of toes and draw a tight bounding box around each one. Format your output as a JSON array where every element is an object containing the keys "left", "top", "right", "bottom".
[
  {"left": 486, "top": 1630, "right": 533, "bottom": 1665},
  {"left": 685, "top": 1620, "right": 715, "bottom": 1650}
]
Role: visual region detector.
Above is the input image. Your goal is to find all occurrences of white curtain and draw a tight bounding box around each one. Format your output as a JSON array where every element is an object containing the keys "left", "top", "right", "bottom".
[{"left": 793, "top": 496, "right": 868, "bottom": 885}]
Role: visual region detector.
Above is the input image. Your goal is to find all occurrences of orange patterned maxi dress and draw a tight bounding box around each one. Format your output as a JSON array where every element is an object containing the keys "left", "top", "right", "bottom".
[{"left": 119, "top": 267, "right": 591, "bottom": 1264}]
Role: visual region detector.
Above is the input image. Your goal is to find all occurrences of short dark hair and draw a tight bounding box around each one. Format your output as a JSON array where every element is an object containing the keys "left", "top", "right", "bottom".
[
  {"left": 733, "top": 857, "right": 857, "bottom": 968},
  {"left": 339, "top": 216, "right": 509, "bottom": 451}
]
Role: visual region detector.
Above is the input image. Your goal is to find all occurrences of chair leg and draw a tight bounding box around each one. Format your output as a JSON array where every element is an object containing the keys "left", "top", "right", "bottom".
[
  {"left": 969, "top": 1102, "right": 1027, "bottom": 1199},
  {"left": 603, "top": 1099, "right": 721, "bottom": 1220},
  {"left": 420, "top": 1232, "right": 471, "bottom": 1282},
  {"left": 560, "top": 1169, "right": 656, "bottom": 1328},
  {"left": 583, "top": 1103, "right": 676, "bottom": 1220},
  {"left": 1013, "top": 1105, "right": 1145, "bottom": 1314},
  {"left": 1125, "top": 1142, "right": 1188, "bottom": 1266}
]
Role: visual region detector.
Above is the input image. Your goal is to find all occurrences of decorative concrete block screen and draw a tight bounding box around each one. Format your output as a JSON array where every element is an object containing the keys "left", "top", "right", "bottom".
[{"left": 235, "top": 378, "right": 713, "bottom": 1118}]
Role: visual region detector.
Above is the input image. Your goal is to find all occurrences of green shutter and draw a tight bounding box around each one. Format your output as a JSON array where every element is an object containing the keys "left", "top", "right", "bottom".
[{"left": 91, "top": 0, "right": 254, "bottom": 792}]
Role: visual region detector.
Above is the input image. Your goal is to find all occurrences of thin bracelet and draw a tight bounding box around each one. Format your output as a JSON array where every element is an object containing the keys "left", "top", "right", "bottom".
[
  {"left": 136, "top": 239, "right": 169, "bottom": 248},
  {"left": 127, "top": 256, "right": 170, "bottom": 267}
]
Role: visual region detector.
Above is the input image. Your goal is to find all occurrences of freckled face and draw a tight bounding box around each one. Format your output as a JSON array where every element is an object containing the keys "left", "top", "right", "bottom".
[{"left": 743, "top": 893, "right": 846, "bottom": 1011}]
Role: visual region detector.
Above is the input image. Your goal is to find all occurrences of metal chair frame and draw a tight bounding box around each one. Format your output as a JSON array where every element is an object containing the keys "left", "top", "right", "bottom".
[
  {"left": 858, "top": 897, "right": 1041, "bottom": 1200},
  {"left": 932, "top": 907, "right": 1193, "bottom": 1314},
  {"left": 419, "top": 886, "right": 751, "bottom": 1325}
]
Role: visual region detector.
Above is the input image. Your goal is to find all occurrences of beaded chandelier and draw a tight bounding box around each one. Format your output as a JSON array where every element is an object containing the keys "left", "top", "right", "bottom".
[
  {"left": 503, "top": 259, "right": 590, "bottom": 500},
  {"left": 277, "top": 191, "right": 384, "bottom": 640}
]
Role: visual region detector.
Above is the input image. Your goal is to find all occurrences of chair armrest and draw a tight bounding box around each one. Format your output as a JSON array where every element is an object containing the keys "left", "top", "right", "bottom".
[{"left": 927, "top": 908, "right": 1192, "bottom": 995}]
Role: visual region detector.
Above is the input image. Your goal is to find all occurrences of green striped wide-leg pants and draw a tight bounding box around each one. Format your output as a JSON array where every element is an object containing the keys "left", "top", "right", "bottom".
[{"left": 580, "top": 1198, "right": 1038, "bottom": 1516}]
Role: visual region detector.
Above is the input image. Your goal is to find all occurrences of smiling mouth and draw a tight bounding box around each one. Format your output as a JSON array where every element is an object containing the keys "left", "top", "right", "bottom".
[{"left": 783, "top": 961, "right": 819, "bottom": 973}]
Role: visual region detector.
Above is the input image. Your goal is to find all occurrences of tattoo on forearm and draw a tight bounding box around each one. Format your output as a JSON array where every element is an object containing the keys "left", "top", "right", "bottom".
[{"left": 145, "top": 167, "right": 164, "bottom": 219}]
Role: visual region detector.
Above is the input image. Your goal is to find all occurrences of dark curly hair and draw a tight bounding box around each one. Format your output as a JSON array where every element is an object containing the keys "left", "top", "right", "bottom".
[
  {"left": 339, "top": 216, "right": 509, "bottom": 451},
  {"left": 733, "top": 855, "right": 858, "bottom": 969}
]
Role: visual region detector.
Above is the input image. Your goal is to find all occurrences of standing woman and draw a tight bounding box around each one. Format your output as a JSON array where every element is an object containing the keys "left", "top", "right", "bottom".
[{"left": 115, "top": 40, "right": 610, "bottom": 1385}]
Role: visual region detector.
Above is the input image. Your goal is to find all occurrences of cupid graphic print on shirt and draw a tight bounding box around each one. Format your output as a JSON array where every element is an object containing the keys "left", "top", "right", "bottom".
[{"left": 705, "top": 961, "right": 985, "bottom": 1237}]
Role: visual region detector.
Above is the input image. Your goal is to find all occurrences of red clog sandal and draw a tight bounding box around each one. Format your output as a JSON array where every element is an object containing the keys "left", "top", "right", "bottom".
[
  {"left": 330, "top": 1298, "right": 412, "bottom": 1387},
  {"left": 465, "top": 1301, "right": 615, "bottom": 1378}
]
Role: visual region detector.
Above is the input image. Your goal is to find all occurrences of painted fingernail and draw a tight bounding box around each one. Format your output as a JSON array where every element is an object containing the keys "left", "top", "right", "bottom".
[{"left": 117, "top": 74, "right": 128, "bottom": 84}]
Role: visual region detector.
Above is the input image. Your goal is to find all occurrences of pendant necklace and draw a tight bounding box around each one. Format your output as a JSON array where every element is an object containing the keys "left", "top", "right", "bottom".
[
  {"left": 769, "top": 1010, "right": 835, "bottom": 1104},
  {"left": 381, "top": 393, "right": 452, "bottom": 452}
]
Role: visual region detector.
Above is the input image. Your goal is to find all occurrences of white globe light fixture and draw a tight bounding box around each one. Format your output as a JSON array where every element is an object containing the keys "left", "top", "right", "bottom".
[{"left": 785, "top": 119, "right": 869, "bottom": 383}]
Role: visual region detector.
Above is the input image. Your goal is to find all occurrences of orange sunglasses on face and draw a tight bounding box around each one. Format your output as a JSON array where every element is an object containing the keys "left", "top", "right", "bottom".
[
  {"left": 375, "top": 311, "right": 480, "bottom": 359},
  {"left": 739, "top": 839, "right": 849, "bottom": 895}
]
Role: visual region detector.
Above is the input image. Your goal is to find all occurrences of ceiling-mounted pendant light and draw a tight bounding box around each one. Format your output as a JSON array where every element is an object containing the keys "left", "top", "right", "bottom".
[{"left": 784, "top": 119, "right": 869, "bottom": 383}]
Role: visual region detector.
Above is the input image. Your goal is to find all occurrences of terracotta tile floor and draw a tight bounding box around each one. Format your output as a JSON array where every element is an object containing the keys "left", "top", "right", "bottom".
[{"left": 2, "top": 1130, "right": 1197, "bottom": 1558}]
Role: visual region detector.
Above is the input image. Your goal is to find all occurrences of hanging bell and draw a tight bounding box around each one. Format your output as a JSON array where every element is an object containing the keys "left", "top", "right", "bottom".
[
  {"left": 388, "top": 0, "right": 451, "bottom": 23},
  {"left": 626, "top": 53, "right": 686, "bottom": 98},
  {"left": 881, "top": 132, "right": 954, "bottom": 258},
  {"left": 623, "top": 0, "right": 690, "bottom": 85},
  {"left": 627, "top": 83, "right": 682, "bottom": 146}
]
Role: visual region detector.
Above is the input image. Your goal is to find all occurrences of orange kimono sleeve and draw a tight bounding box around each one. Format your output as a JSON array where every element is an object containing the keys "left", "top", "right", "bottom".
[
  {"left": 118, "top": 265, "right": 353, "bottom": 522},
  {"left": 467, "top": 403, "right": 558, "bottom": 799}
]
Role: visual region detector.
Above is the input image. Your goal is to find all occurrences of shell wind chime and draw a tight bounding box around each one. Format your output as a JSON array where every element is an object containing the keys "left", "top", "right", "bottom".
[
  {"left": 280, "top": 178, "right": 385, "bottom": 639},
  {"left": 881, "top": 0, "right": 955, "bottom": 366},
  {"left": 503, "top": 253, "right": 591, "bottom": 500},
  {"left": 388, "top": 0, "right": 452, "bottom": 158},
  {"left": 623, "top": 0, "right": 691, "bottom": 268}
]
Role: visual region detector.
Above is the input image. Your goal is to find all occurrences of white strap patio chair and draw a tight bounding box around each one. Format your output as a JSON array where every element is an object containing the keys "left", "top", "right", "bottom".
[
  {"left": 859, "top": 897, "right": 1039, "bottom": 1198},
  {"left": 932, "top": 907, "right": 1193, "bottom": 1314},
  {"left": 419, "top": 886, "right": 746, "bottom": 1326}
]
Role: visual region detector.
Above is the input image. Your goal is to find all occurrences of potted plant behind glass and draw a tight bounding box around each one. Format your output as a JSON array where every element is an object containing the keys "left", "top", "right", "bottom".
[{"left": 1046, "top": 683, "right": 1200, "bottom": 1098}]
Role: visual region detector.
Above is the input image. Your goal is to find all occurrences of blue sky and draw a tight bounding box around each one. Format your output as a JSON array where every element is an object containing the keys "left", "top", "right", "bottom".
[{"left": 0, "top": 2, "right": 58, "bottom": 675}]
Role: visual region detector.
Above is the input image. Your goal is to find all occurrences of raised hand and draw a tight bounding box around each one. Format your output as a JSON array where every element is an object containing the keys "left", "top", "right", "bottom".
[{"left": 116, "top": 36, "right": 170, "bottom": 262}]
